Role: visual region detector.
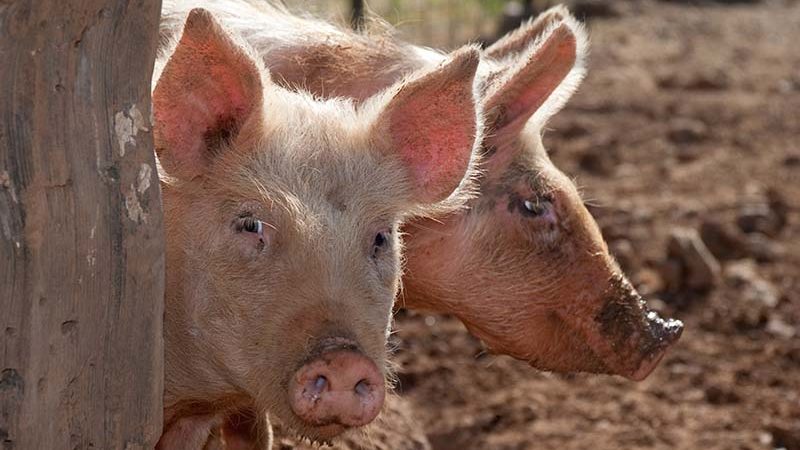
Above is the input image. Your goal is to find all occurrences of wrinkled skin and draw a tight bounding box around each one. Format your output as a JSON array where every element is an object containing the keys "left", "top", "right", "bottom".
[
  {"left": 154, "top": 9, "right": 483, "bottom": 448},
  {"left": 160, "top": 1, "right": 682, "bottom": 385}
]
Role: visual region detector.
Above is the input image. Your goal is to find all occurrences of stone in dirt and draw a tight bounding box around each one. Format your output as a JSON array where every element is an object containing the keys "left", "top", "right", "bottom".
[
  {"left": 663, "top": 227, "right": 721, "bottom": 293},
  {"left": 724, "top": 260, "right": 779, "bottom": 308}
]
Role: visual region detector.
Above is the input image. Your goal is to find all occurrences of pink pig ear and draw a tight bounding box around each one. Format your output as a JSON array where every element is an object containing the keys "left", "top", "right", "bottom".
[
  {"left": 484, "top": 5, "right": 570, "bottom": 61},
  {"left": 373, "top": 47, "right": 481, "bottom": 204},
  {"left": 153, "top": 8, "right": 264, "bottom": 180},
  {"left": 484, "top": 17, "right": 587, "bottom": 137}
]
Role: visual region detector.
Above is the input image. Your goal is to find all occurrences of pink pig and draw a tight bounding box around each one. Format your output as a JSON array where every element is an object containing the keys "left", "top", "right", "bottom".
[
  {"left": 152, "top": 9, "right": 484, "bottom": 448},
  {"left": 161, "top": 0, "right": 683, "bottom": 382}
]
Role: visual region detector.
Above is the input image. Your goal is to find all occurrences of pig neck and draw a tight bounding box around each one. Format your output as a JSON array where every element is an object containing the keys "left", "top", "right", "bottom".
[{"left": 398, "top": 214, "right": 466, "bottom": 314}]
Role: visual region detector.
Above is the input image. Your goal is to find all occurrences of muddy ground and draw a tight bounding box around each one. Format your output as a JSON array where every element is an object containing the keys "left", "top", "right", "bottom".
[{"left": 279, "top": 1, "right": 800, "bottom": 449}]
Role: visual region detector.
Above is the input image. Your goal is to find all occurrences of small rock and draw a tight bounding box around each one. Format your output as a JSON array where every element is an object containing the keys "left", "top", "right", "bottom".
[
  {"left": 744, "top": 233, "right": 786, "bottom": 263},
  {"left": 664, "top": 228, "right": 721, "bottom": 292},
  {"left": 784, "top": 153, "right": 800, "bottom": 167},
  {"left": 770, "top": 426, "right": 800, "bottom": 450},
  {"left": 700, "top": 220, "right": 749, "bottom": 260},
  {"left": 685, "top": 72, "right": 730, "bottom": 91},
  {"left": 766, "top": 316, "right": 796, "bottom": 339},
  {"left": 668, "top": 118, "right": 708, "bottom": 144},
  {"left": 557, "top": 121, "right": 590, "bottom": 139},
  {"left": 578, "top": 151, "right": 616, "bottom": 176},
  {"left": 737, "top": 204, "right": 778, "bottom": 236},
  {"left": 766, "top": 188, "right": 789, "bottom": 231},
  {"left": 705, "top": 385, "right": 740, "bottom": 405},
  {"left": 725, "top": 260, "right": 779, "bottom": 308},
  {"left": 736, "top": 188, "right": 787, "bottom": 237},
  {"left": 674, "top": 146, "right": 701, "bottom": 163}
]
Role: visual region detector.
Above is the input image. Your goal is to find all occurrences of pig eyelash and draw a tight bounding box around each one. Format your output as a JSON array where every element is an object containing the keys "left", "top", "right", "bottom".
[
  {"left": 234, "top": 215, "right": 269, "bottom": 245},
  {"left": 239, "top": 217, "right": 263, "bottom": 235}
]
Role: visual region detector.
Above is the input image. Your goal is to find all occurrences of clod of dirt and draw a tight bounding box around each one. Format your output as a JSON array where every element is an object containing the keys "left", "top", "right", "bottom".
[
  {"left": 724, "top": 260, "right": 779, "bottom": 308},
  {"left": 738, "top": 204, "right": 780, "bottom": 235},
  {"left": 578, "top": 151, "right": 617, "bottom": 176},
  {"left": 668, "top": 118, "right": 709, "bottom": 144},
  {"left": 784, "top": 153, "right": 800, "bottom": 167},
  {"left": 557, "top": 120, "right": 591, "bottom": 140},
  {"left": 662, "top": 227, "right": 721, "bottom": 293},
  {"left": 736, "top": 188, "right": 788, "bottom": 237},
  {"left": 744, "top": 232, "right": 786, "bottom": 263},
  {"left": 766, "top": 316, "right": 797, "bottom": 339},
  {"left": 769, "top": 426, "right": 800, "bottom": 450},
  {"left": 704, "top": 385, "right": 741, "bottom": 405},
  {"left": 700, "top": 220, "right": 750, "bottom": 260}
]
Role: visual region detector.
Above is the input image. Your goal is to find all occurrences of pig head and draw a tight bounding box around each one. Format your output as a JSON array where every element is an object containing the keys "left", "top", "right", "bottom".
[
  {"left": 159, "top": 1, "right": 682, "bottom": 382},
  {"left": 153, "top": 9, "right": 482, "bottom": 446},
  {"left": 403, "top": 16, "right": 682, "bottom": 380}
]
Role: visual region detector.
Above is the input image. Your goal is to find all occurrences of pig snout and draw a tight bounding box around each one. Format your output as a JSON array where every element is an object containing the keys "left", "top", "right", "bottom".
[
  {"left": 289, "top": 344, "right": 385, "bottom": 429},
  {"left": 627, "top": 309, "right": 684, "bottom": 381},
  {"left": 593, "top": 276, "right": 684, "bottom": 381}
]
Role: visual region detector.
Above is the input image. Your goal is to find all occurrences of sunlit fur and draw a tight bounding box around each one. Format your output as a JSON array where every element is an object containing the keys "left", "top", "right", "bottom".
[
  {"left": 155, "top": 10, "right": 484, "bottom": 447},
  {"left": 159, "top": 0, "right": 679, "bottom": 409}
]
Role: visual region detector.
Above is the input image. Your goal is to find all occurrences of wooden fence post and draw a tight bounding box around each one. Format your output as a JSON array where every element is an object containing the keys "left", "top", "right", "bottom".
[
  {"left": 0, "top": 1, "right": 164, "bottom": 448},
  {"left": 351, "top": 0, "right": 365, "bottom": 31}
]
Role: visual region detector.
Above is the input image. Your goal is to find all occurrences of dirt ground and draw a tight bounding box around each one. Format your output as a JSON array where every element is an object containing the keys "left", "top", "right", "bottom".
[{"left": 278, "top": 1, "right": 800, "bottom": 449}]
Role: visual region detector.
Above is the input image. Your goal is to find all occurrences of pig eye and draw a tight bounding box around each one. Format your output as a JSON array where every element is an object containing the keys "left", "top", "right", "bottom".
[
  {"left": 521, "top": 194, "right": 553, "bottom": 218},
  {"left": 522, "top": 199, "right": 546, "bottom": 216},
  {"left": 234, "top": 215, "right": 268, "bottom": 245},
  {"left": 371, "top": 230, "right": 391, "bottom": 258},
  {"left": 238, "top": 217, "right": 263, "bottom": 235}
]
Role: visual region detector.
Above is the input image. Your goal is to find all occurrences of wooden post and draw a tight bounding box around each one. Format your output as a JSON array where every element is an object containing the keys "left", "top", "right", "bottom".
[
  {"left": 351, "top": 0, "right": 365, "bottom": 31},
  {"left": 0, "top": 1, "right": 164, "bottom": 449}
]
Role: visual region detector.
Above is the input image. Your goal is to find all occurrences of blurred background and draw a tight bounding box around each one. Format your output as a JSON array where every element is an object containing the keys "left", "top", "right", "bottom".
[{"left": 273, "top": 1, "right": 800, "bottom": 449}]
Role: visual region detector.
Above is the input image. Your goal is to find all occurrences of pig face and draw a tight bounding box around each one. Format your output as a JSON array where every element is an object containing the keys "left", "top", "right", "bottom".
[
  {"left": 157, "top": 2, "right": 683, "bottom": 383},
  {"left": 154, "top": 9, "right": 481, "bottom": 444},
  {"left": 403, "top": 17, "right": 682, "bottom": 380}
]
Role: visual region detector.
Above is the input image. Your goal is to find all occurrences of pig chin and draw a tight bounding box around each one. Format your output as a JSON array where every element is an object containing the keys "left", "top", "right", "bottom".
[{"left": 461, "top": 280, "right": 683, "bottom": 380}]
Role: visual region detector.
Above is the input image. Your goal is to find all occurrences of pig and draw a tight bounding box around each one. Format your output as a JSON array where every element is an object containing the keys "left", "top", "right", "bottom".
[
  {"left": 153, "top": 8, "right": 484, "bottom": 448},
  {"left": 161, "top": 0, "right": 683, "bottom": 383}
]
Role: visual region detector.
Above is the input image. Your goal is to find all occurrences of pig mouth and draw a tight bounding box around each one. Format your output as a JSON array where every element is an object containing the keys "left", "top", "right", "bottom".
[{"left": 221, "top": 406, "right": 349, "bottom": 446}]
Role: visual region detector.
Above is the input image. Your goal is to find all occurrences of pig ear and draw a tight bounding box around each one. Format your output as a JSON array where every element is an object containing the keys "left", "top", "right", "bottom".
[
  {"left": 153, "top": 8, "right": 264, "bottom": 180},
  {"left": 372, "top": 47, "right": 481, "bottom": 204},
  {"left": 484, "top": 5, "right": 569, "bottom": 61},
  {"left": 484, "top": 17, "right": 588, "bottom": 138}
]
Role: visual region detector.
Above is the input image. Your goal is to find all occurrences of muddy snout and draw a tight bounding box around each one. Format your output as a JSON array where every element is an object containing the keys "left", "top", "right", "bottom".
[
  {"left": 627, "top": 309, "right": 684, "bottom": 381},
  {"left": 591, "top": 275, "right": 684, "bottom": 381},
  {"left": 289, "top": 340, "right": 385, "bottom": 429}
]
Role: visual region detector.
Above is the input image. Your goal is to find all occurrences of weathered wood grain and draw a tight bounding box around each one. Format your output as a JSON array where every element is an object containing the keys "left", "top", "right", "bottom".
[{"left": 0, "top": 1, "right": 164, "bottom": 448}]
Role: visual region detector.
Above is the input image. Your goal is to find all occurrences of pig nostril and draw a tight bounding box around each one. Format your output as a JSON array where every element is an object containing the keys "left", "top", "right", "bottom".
[
  {"left": 310, "top": 375, "right": 328, "bottom": 395},
  {"left": 354, "top": 379, "right": 371, "bottom": 397}
]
